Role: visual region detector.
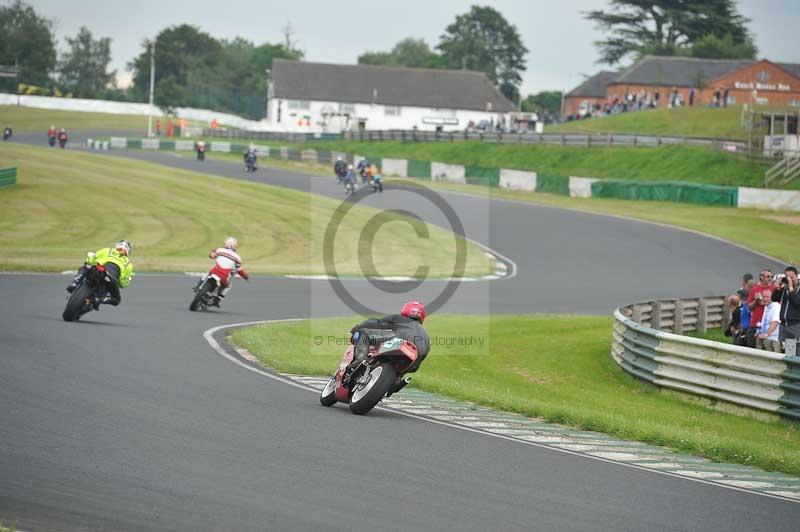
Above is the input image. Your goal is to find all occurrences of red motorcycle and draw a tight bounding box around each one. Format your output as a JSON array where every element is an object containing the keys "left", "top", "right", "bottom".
[{"left": 319, "top": 330, "right": 417, "bottom": 415}]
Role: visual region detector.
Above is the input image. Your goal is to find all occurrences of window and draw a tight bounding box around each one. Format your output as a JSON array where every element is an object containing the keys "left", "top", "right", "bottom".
[
  {"left": 384, "top": 106, "right": 401, "bottom": 116},
  {"left": 339, "top": 103, "right": 356, "bottom": 115},
  {"left": 790, "top": 99, "right": 800, "bottom": 108},
  {"left": 288, "top": 100, "right": 310, "bottom": 110}
]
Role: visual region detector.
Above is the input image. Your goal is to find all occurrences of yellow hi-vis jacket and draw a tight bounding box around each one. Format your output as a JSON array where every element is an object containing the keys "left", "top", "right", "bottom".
[{"left": 86, "top": 247, "right": 134, "bottom": 288}]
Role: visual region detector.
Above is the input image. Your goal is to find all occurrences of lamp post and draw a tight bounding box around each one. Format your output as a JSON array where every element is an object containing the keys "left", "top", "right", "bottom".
[{"left": 147, "top": 41, "right": 156, "bottom": 137}]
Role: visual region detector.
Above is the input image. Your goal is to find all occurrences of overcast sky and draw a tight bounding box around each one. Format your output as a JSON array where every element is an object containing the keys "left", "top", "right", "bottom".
[{"left": 23, "top": 0, "right": 800, "bottom": 95}]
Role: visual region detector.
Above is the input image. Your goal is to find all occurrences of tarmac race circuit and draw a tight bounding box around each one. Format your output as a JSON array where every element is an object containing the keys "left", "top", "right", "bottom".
[{"left": 0, "top": 133, "right": 796, "bottom": 531}]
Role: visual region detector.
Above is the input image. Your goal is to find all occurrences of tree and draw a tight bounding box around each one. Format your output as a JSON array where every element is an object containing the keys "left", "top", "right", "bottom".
[
  {"left": 586, "top": 0, "right": 755, "bottom": 64},
  {"left": 128, "top": 25, "right": 222, "bottom": 107},
  {"left": 58, "top": 27, "right": 115, "bottom": 98},
  {"left": 521, "top": 91, "right": 562, "bottom": 115},
  {"left": 359, "top": 38, "right": 444, "bottom": 69},
  {"left": 127, "top": 24, "right": 303, "bottom": 117},
  {"left": 0, "top": 0, "right": 56, "bottom": 86},
  {"left": 689, "top": 33, "right": 757, "bottom": 60},
  {"left": 437, "top": 5, "right": 528, "bottom": 103}
]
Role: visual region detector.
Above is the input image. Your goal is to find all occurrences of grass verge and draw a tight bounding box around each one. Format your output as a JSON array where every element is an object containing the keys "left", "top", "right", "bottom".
[
  {"left": 232, "top": 315, "right": 800, "bottom": 475},
  {"left": 0, "top": 143, "right": 491, "bottom": 276},
  {"left": 309, "top": 140, "right": 774, "bottom": 189}
]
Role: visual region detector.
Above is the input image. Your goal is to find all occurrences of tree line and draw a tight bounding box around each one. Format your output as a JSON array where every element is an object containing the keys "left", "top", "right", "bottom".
[
  {"left": 0, "top": 0, "right": 757, "bottom": 120},
  {"left": 0, "top": 1, "right": 301, "bottom": 118}
]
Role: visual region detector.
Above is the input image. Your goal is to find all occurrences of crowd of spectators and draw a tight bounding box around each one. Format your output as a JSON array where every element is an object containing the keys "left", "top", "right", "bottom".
[
  {"left": 724, "top": 266, "right": 800, "bottom": 353},
  {"left": 566, "top": 86, "right": 732, "bottom": 123}
]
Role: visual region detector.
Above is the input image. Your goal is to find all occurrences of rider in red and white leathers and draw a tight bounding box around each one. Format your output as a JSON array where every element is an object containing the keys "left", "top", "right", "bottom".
[{"left": 196, "top": 237, "right": 249, "bottom": 305}]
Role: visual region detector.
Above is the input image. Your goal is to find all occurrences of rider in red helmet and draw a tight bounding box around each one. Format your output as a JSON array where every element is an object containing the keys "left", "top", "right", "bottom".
[{"left": 349, "top": 300, "right": 430, "bottom": 396}]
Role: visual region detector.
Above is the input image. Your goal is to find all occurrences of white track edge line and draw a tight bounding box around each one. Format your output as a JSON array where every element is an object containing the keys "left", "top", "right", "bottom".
[{"left": 204, "top": 318, "right": 798, "bottom": 505}]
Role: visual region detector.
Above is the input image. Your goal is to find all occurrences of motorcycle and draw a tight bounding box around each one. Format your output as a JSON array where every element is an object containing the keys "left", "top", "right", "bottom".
[
  {"left": 48, "top": 135, "right": 56, "bottom": 147},
  {"left": 2, "top": 127, "right": 11, "bottom": 141},
  {"left": 58, "top": 134, "right": 68, "bottom": 149},
  {"left": 244, "top": 157, "right": 257, "bottom": 173},
  {"left": 62, "top": 264, "right": 119, "bottom": 322},
  {"left": 196, "top": 143, "right": 207, "bottom": 161},
  {"left": 319, "top": 330, "right": 418, "bottom": 415},
  {"left": 190, "top": 270, "right": 236, "bottom": 311},
  {"left": 344, "top": 179, "right": 356, "bottom": 197}
]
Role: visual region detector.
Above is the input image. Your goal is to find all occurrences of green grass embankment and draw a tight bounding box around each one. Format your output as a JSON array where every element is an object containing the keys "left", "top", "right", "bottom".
[
  {"left": 232, "top": 315, "right": 800, "bottom": 475},
  {"left": 0, "top": 105, "right": 161, "bottom": 133},
  {"left": 309, "top": 140, "right": 774, "bottom": 189},
  {"left": 0, "top": 144, "right": 491, "bottom": 276},
  {"left": 547, "top": 105, "right": 749, "bottom": 140}
]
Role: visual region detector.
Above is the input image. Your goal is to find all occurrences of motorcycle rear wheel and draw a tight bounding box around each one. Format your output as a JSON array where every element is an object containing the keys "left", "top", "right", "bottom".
[
  {"left": 62, "top": 284, "right": 93, "bottom": 322},
  {"left": 349, "top": 362, "right": 396, "bottom": 415},
  {"left": 319, "top": 376, "right": 338, "bottom": 406}
]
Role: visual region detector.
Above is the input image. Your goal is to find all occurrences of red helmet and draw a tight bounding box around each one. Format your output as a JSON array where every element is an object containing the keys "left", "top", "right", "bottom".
[{"left": 400, "top": 301, "right": 426, "bottom": 324}]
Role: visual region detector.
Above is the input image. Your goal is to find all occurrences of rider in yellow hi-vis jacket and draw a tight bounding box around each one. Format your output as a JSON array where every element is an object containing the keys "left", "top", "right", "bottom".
[{"left": 66, "top": 240, "right": 134, "bottom": 306}]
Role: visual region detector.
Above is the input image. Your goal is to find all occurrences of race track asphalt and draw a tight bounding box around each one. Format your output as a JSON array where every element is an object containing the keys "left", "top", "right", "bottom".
[{"left": 0, "top": 134, "right": 796, "bottom": 531}]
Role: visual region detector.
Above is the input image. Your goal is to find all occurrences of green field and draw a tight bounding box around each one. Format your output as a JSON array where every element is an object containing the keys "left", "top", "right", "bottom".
[
  {"left": 0, "top": 144, "right": 491, "bottom": 276},
  {"left": 232, "top": 315, "right": 800, "bottom": 475},
  {"left": 310, "top": 140, "right": 775, "bottom": 189},
  {"left": 547, "top": 105, "right": 749, "bottom": 140}
]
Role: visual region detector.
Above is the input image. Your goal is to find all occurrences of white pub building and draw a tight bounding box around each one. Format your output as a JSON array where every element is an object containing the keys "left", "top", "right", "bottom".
[{"left": 265, "top": 59, "right": 516, "bottom": 133}]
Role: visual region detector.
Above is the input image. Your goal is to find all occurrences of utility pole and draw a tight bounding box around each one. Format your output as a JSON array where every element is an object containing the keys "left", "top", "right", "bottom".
[{"left": 147, "top": 41, "right": 156, "bottom": 137}]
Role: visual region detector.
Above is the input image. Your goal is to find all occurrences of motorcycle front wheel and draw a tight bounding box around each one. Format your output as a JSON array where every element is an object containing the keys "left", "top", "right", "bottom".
[
  {"left": 349, "top": 362, "right": 396, "bottom": 415},
  {"left": 319, "top": 376, "right": 338, "bottom": 406},
  {"left": 189, "top": 281, "right": 214, "bottom": 311},
  {"left": 62, "top": 284, "right": 93, "bottom": 322}
]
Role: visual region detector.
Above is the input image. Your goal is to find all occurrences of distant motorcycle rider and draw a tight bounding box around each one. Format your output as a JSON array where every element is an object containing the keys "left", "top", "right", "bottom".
[
  {"left": 57, "top": 128, "right": 68, "bottom": 148},
  {"left": 2, "top": 125, "right": 11, "bottom": 141},
  {"left": 343, "top": 164, "right": 356, "bottom": 194},
  {"left": 195, "top": 237, "right": 249, "bottom": 307},
  {"left": 47, "top": 125, "right": 57, "bottom": 146},
  {"left": 349, "top": 301, "right": 429, "bottom": 395},
  {"left": 334, "top": 156, "right": 347, "bottom": 183},
  {"left": 357, "top": 158, "right": 369, "bottom": 184},
  {"left": 66, "top": 240, "right": 134, "bottom": 307},
  {"left": 244, "top": 146, "right": 258, "bottom": 171}
]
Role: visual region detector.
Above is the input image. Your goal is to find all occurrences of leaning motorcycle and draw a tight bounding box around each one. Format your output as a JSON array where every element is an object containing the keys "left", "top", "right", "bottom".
[
  {"left": 62, "top": 264, "right": 119, "bottom": 322},
  {"left": 319, "top": 330, "right": 418, "bottom": 415},
  {"left": 190, "top": 270, "right": 234, "bottom": 311},
  {"left": 2, "top": 127, "right": 11, "bottom": 141}
]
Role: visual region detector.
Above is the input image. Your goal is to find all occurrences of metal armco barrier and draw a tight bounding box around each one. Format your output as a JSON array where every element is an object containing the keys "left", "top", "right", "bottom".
[{"left": 612, "top": 296, "right": 800, "bottom": 420}]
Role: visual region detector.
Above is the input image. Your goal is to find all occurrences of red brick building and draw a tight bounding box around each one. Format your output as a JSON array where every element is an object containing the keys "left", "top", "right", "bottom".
[{"left": 563, "top": 56, "right": 800, "bottom": 118}]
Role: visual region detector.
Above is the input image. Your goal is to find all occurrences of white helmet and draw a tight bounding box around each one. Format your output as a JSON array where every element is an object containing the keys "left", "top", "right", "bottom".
[
  {"left": 336, "top": 155, "right": 343, "bottom": 161},
  {"left": 114, "top": 240, "right": 132, "bottom": 256},
  {"left": 224, "top": 237, "right": 238, "bottom": 251}
]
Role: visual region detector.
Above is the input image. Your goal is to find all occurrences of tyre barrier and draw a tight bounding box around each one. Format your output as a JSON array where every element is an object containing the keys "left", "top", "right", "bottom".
[{"left": 612, "top": 296, "right": 800, "bottom": 420}]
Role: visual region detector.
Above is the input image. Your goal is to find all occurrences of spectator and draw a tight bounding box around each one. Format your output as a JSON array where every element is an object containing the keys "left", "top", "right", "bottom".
[
  {"left": 737, "top": 293, "right": 752, "bottom": 346},
  {"left": 722, "top": 87, "right": 729, "bottom": 108},
  {"left": 166, "top": 120, "right": 174, "bottom": 138},
  {"left": 779, "top": 266, "right": 800, "bottom": 352},
  {"left": 689, "top": 88, "right": 695, "bottom": 107},
  {"left": 746, "top": 269, "right": 773, "bottom": 348},
  {"left": 737, "top": 273, "right": 754, "bottom": 300},
  {"left": 757, "top": 289, "right": 782, "bottom": 352},
  {"left": 724, "top": 294, "right": 742, "bottom": 343},
  {"left": 155, "top": 119, "right": 161, "bottom": 137}
]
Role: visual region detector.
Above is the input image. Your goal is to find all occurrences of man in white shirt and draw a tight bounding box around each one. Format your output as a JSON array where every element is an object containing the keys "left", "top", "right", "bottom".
[{"left": 757, "top": 289, "right": 783, "bottom": 352}]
